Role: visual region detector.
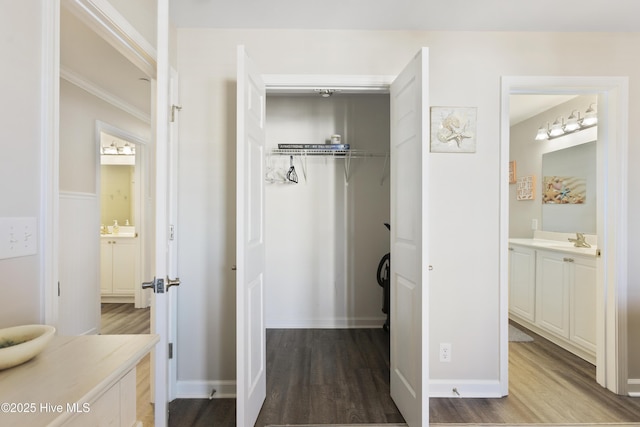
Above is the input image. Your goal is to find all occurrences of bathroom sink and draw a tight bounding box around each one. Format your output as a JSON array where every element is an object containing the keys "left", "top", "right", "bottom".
[
  {"left": 101, "top": 225, "right": 137, "bottom": 237},
  {"left": 0, "top": 324, "right": 56, "bottom": 370}
]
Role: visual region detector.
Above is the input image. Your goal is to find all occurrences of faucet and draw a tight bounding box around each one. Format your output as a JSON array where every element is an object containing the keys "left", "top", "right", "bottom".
[{"left": 568, "top": 232, "right": 591, "bottom": 248}]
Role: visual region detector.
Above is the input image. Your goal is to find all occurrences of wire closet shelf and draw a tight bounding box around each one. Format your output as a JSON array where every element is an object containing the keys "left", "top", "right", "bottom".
[{"left": 268, "top": 148, "right": 390, "bottom": 184}]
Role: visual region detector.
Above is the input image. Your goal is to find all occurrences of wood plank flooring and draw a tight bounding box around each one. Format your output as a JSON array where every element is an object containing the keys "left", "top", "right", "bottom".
[
  {"left": 169, "top": 323, "right": 640, "bottom": 426},
  {"left": 430, "top": 322, "right": 640, "bottom": 424},
  {"left": 103, "top": 304, "right": 640, "bottom": 426}
]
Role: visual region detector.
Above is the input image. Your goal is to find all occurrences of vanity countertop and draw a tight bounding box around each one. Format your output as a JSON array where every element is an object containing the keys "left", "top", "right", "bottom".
[
  {"left": 509, "top": 237, "right": 598, "bottom": 257},
  {"left": 100, "top": 233, "right": 136, "bottom": 238}
]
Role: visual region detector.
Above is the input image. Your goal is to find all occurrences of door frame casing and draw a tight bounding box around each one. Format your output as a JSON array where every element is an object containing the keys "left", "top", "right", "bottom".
[
  {"left": 95, "top": 120, "right": 149, "bottom": 308},
  {"left": 500, "top": 76, "right": 629, "bottom": 395},
  {"left": 250, "top": 67, "right": 428, "bottom": 426}
]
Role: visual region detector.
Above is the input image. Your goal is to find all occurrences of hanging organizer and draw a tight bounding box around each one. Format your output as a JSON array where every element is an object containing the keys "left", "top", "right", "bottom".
[{"left": 268, "top": 148, "right": 389, "bottom": 184}]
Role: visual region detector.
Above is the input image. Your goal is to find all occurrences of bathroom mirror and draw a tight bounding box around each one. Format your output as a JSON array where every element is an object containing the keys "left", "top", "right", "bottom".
[
  {"left": 541, "top": 141, "right": 596, "bottom": 233},
  {"left": 100, "top": 131, "right": 136, "bottom": 228}
]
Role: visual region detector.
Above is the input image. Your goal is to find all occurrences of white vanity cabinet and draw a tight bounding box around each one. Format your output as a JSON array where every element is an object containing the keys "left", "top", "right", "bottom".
[
  {"left": 569, "top": 255, "right": 597, "bottom": 354},
  {"left": 508, "top": 244, "right": 536, "bottom": 322},
  {"left": 508, "top": 236, "right": 597, "bottom": 363},
  {"left": 535, "top": 249, "right": 571, "bottom": 338},
  {"left": 101, "top": 236, "right": 137, "bottom": 302}
]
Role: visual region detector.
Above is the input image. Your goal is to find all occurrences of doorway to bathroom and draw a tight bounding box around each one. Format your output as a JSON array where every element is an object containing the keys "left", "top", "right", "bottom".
[
  {"left": 500, "top": 76, "right": 629, "bottom": 396},
  {"left": 97, "top": 122, "right": 151, "bottom": 310}
]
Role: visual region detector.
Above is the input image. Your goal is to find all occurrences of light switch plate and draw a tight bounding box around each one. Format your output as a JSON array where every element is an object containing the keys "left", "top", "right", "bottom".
[{"left": 0, "top": 217, "right": 38, "bottom": 260}]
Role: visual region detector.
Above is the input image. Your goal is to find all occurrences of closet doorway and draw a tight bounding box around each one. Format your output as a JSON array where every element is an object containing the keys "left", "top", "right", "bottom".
[{"left": 236, "top": 47, "right": 430, "bottom": 427}]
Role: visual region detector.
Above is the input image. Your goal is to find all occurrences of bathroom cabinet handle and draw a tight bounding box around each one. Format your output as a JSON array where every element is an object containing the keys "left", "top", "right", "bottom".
[{"left": 563, "top": 257, "right": 575, "bottom": 262}]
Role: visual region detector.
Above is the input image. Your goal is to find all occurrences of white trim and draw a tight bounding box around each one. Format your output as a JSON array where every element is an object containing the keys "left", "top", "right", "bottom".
[
  {"left": 62, "top": 0, "right": 157, "bottom": 77},
  {"left": 266, "top": 317, "right": 387, "bottom": 329},
  {"left": 263, "top": 74, "right": 394, "bottom": 93},
  {"left": 96, "top": 120, "right": 149, "bottom": 146},
  {"left": 176, "top": 380, "right": 237, "bottom": 399},
  {"left": 429, "top": 379, "right": 503, "bottom": 398},
  {"left": 500, "top": 76, "right": 629, "bottom": 395},
  {"left": 628, "top": 379, "right": 640, "bottom": 397},
  {"left": 43, "top": 0, "right": 61, "bottom": 327},
  {"left": 59, "top": 191, "right": 98, "bottom": 200},
  {"left": 61, "top": 67, "right": 151, "bottom": 124}
]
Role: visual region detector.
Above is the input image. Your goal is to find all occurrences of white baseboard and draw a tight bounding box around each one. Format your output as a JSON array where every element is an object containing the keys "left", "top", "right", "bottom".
[
  {"left": 430, "top": 379, "right": 505, "bottom": 398},
  {"left": 628, "top": 379, "right": 640, "bottom": 397},
  {"left": 266, "top": 316, "right": 386, "bottom": 329},
  {"left": 176, "top": 380, "right": 236, "bottom": 399}
]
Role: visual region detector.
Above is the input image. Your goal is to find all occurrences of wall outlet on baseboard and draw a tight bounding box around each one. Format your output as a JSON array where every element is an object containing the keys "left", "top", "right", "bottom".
[{"left": 439, "top": 342, "right": 451, "bottom": 362}]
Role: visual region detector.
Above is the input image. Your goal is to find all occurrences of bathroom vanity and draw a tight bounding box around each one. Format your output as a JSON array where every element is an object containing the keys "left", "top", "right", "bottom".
[
  {"left": 508, "top": 231, "right": 598, "bottom": 363},
  {"left": 101, "top": 227, "right": 138, "bottom": 303},
  {"left": 0, "top": 334, "right": 157, "bottom": 427}
]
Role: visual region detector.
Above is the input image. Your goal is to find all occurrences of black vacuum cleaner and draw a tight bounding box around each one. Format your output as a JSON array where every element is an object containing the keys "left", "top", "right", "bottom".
[{"left": 376, "top": 223, "right": 391, "bottom": 332}]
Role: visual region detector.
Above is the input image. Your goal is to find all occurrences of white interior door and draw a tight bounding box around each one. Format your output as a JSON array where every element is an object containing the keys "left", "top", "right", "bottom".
[
  {"left": 151, "top": 0, "right": 171, "bottom": 425},
  {"left": 236, "top": 45, "right": 267, "bottom": 427},
  {"left": 389, "top": 47, "right": 429, "bottom": 427}
]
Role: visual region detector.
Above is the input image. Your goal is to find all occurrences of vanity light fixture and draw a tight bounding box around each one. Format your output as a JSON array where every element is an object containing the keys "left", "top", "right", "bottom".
[
  {"left": 534, "top": 103, "right": 598, "bottom": 141},
  {"left": 101, "top": 140, "right": 135, "bottom": 156}
]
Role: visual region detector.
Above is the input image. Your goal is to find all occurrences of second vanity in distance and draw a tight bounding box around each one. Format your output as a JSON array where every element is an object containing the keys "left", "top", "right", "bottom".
[
  {"left": 509, "top": 231, "right": 598, "bottom": 364},
  {"left": 101, "top": 225, "right": 138, "bottom": 303}
]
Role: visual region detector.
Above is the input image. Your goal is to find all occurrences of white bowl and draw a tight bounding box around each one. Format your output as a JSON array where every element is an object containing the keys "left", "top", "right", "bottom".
[{"left": 0, "top": 325, "right": 56, "bottom": 370}]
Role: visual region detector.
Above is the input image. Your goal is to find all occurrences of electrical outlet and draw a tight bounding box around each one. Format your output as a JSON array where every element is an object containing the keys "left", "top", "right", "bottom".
[
  {"left": 531, "top": 219, "right": 538, "bottom": 230},
  {"left": 439, "top": 343, "right": 451, "bottom": 362}
]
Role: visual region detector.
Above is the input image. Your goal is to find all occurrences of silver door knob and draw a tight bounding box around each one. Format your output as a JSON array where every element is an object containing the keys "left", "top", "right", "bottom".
[
  {"left": 142, "top": 278, "right": 156, "bottom": 290},
  {"left": 167, "top": 277, "right": 181, "bottom": 289}
]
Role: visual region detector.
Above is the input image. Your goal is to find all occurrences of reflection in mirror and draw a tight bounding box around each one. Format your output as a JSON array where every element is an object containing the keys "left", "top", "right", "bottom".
[
  {"left": 100, "top": 132, "right": 136, "bottom": 229},
  {"left": 541, "top": 141, "right": 596, "bottom": 233}
]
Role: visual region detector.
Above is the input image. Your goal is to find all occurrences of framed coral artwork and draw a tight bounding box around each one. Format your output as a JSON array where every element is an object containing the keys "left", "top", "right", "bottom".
[
  {"left": 430, "top": 107, "right": 477, "bottom": 153},
  {"left": 517, "top": 175, "right": 535, "bottom": 200}
]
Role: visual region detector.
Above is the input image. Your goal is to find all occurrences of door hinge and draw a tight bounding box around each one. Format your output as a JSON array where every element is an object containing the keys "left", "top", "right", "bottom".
[
  {"left": 168, "top": 342, "right": 173, "bottom": 359},
  {"left": 58, "top": 281, "right": 60, "bottom": 297},
  {"left": 169, "top": 224, "right": 175, "bottom": 241}
]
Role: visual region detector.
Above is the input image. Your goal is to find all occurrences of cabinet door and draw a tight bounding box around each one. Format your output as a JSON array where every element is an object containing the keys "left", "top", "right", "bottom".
[
  {"left": 112, "top": 239, "right": 137, "bottom": 295},
  {"left": 570, "top": 255, "right": 597, "bottom": 352},
  {"left": 536, "top": 250, "right": 570, "bottom": 338},
  {"left": 509, "top": 245, "right": 536, "bottom": 322},
  {"left": 100, "top": 240, "right": 113, "bottom": 294}
]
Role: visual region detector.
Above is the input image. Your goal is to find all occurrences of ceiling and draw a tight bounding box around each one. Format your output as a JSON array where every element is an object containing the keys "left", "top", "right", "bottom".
[
  {"left": 60, "top": 1, "right": 624, "bottom": 128},
  {"left": 169, "top": 0, "right": 640, "bottom": 32},
  {"left": 60, "top": 7, "right": 152, "bottom": 119}
]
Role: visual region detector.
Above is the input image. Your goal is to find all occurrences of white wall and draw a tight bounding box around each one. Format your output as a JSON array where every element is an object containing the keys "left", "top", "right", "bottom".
[
  {"left": 0, "top": 1, "right": 48, "bottom": 327},
  {"left": 175, "top": 29, "right": 640, "bottom": 395},
  {"left": 57, "top": 79, "right": 150, "bottom": 334},
  {"left": 59, "top": 80, "right": 150, "bottom": 193},
  {"left": 265, "top": 95, "right": 389, "bottom": 328}
]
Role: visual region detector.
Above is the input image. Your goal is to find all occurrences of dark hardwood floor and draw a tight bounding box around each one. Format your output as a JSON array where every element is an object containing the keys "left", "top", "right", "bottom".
[
  {"left": 103, "top": 304, "right": 639, "bottom": 426},
  {"left": 169, "top": 323, "right": 640, "bottom": 426}
]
